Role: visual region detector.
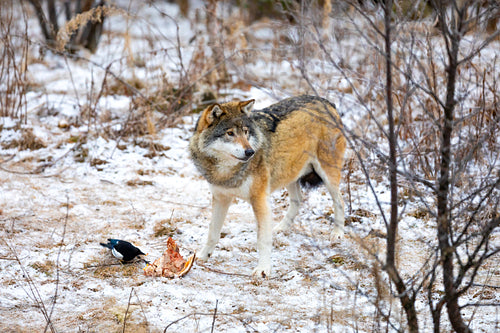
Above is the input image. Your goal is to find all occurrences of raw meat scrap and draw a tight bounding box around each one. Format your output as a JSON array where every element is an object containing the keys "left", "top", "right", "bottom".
[{"left": 143, "top": 237, "right": 195, "bottom": 278}]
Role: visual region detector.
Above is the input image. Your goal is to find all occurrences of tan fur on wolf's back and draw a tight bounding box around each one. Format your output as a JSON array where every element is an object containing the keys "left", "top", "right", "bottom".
[{"left": 266, "top": 104, "right": 344, "bottom": 192}]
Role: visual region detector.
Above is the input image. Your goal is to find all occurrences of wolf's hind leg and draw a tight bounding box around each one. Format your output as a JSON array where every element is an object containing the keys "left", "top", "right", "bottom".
[
  {"left": 326, "top": 182, "right": 345, "bottom": 239},
  {"left": 315, "top": 168, "right": 344, "bottom": 240},
  {"left": 273, "top": 181, "right": 301, "bottom": 234},
  {"left": 316, "top": 135, "right": 346, "bottom": 241},
  {"left": 198, "top": 194, "right": 232, "bottom": 261}
]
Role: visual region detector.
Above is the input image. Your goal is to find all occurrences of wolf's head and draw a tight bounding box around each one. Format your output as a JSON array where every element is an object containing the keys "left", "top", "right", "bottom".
[{"left": 192, "top": 99, "right": 260, "bottom": 163}]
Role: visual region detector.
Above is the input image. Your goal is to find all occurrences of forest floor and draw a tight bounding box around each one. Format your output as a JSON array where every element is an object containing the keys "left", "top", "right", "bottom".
[{"left": 1, "top": 1, "right": 498, "bottom": 332}]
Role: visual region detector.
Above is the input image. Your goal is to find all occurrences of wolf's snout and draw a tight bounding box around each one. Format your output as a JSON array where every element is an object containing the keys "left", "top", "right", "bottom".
[{"left": 245, "top": 149, "right": 255, "bottom": 158}]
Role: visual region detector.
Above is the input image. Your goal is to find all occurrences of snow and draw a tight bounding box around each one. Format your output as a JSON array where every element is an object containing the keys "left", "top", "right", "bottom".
[{"left": 1, "top": 0, "right": 499, "bottom": 332}]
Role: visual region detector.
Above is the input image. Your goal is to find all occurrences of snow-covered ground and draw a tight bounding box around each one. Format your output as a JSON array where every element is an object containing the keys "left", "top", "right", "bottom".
[{"left": 1, "top": 1, "right": 498, "bottom": 332}]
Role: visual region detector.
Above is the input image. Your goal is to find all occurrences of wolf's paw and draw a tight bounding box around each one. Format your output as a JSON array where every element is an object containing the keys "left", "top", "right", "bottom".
[
  {"left": 252, "top": 263, "right": 271, "bottom": 279},
  {"left": 273, "top": 221, "right": 291, "bottom": 234},
  {"left": 330, "top": 225, "right": 344, "bottom": 242},
  {"left": 197, "top": 248, "right": 211, "bottom": 262}
]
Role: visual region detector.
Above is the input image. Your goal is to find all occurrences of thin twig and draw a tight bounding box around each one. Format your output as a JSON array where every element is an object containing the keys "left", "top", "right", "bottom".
[
  {"left": 210, "top": 300, "right": 218, "bottom": 333},
  {"left": 132, "top": 288, "right": 150, "bottom": 331},
  {"left": 122, "top": 287, "right": 134, "bottom": 333},
  {"left": 197, "top": 262, "right": 251, "bottom": 278},
  {"left": 159, "top": 199, "right": 208, "bottom": 209},
  {"left": 163, "top": 310, "right": 257, "bottom": 332},
  {"left": 197, "top": 262, "right": 295, "bottom": 281},
  {"left": 0, "top": 154, "right": 15, "bottom": 164},
  {"left": 2, "top": 238, "right": 56, "bottom": 332},
  {"left": 44, "top": 193, "right": 70, "bottom": 333}
]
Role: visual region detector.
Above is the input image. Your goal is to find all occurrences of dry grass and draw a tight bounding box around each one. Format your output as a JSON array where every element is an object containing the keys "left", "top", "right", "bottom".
[
  {"left": 1, "top": 128, "right": 47, "bottom": 151},
  {"left": 73, "top": 296, "right": 149, "bottom": 332},
  {"left": 29, "top": 260, "right": 55, "bottom": 277},
  {"left": 153, "top": 220, "right": 177, "bottom": 238},
  {"left": 126, "top": 179, "right": 154, "bottom": 187},
  {"left": 55, "top": 5, "right": 117, "bottom": 52}
]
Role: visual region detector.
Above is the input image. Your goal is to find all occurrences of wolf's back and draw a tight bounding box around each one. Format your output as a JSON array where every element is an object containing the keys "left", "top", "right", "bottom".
[{"left": 251, "top": 95, "right": 338, "bottom": 133}]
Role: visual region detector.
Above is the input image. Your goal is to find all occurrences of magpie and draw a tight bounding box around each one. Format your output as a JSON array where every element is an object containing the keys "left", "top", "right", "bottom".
[{"left": 100, "top": 239, "right": 146, "bottom": 262}]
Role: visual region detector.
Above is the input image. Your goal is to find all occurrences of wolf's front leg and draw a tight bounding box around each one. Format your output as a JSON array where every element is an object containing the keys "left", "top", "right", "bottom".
[
  {"left": 273, "top": 181, "right": 302, "bottom": 233},
  {"left": 251, "top": 194, "right": 272, "bottom": 278},
  {"left": 198, "top": 194, "right": 232, "bottom": 261}
]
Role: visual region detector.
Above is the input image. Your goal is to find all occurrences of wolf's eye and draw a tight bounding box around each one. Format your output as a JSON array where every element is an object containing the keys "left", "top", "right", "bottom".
[
  {"left": 226, "top": 131, "right": 234, "bottom": 137},
  {"left": 243, "top": 128, "right": 249, "bottom": 136}
]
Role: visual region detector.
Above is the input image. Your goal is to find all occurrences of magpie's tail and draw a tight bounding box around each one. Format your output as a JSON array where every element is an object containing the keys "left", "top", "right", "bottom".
[
  {"left": 101, "top": 239, "right": 121, "bottom": 249},
  {"left": 100, "top": 242, "right": 113, "bottom": 249}
]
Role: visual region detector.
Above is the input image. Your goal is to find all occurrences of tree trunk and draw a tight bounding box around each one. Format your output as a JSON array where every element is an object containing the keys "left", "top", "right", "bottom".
[
  {"left": 435, "top": 1, "right": 472, "bottom": 332},
  {"left": 27, "top": 0, "right": 53, "bottom": 42},
  {"left": 383, "top": 0, "right": 419, "bottom": 331}
]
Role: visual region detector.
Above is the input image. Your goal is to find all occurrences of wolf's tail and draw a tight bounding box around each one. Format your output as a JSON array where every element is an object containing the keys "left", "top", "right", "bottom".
[{"left": 299, "top": 169, "right": 323, "bottom": 188}]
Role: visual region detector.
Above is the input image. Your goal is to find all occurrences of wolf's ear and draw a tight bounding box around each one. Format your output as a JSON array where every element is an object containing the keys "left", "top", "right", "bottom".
[
  {"left": 196, "top": 104, "right": 224, "bottom": 133},
  {"left": 209, "top": 104, "right": 225, "bottom": 121},
  {"left": 240, "top": 99, "right": 255, "bottom": 114}
]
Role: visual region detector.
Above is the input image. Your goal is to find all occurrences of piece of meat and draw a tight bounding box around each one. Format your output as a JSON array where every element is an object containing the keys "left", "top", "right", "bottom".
[{"left": 143, "top": 237, "right": 195, "bottom": 278}]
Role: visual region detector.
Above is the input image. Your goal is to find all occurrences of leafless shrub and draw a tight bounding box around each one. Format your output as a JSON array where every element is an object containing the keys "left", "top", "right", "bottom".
[
  {"left": 1, "top": 196, "right": 70, "bottom": 333},
  {"left": 270, "top": 0, "right": 500, "bottom": 331},
  {"left": 0, "top": 1, "right": 29, "bottom": 122},
  {"left": 114, "top": 3, "right": 229, "bottom": 133}
]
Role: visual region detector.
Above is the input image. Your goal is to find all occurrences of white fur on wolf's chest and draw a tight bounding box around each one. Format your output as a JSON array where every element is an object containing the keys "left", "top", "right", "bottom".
[{"left": 210, "top": 176, "right": 256, "bottom": 201}]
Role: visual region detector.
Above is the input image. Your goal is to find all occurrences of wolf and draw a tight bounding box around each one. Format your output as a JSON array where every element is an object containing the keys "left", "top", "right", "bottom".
[{"left": 189, "top": 95, "right": 346, "bottom": 277}]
